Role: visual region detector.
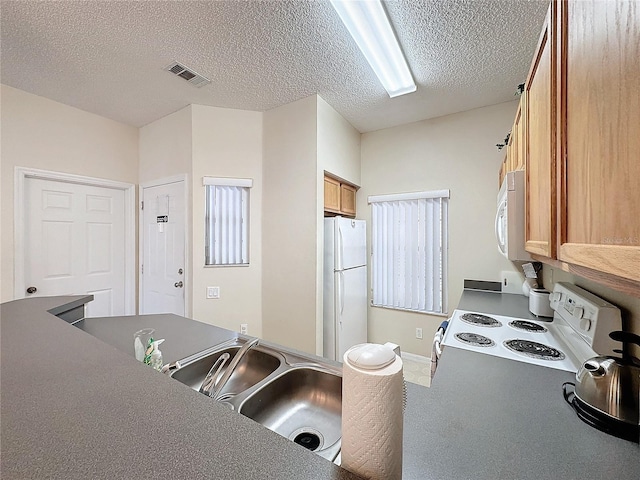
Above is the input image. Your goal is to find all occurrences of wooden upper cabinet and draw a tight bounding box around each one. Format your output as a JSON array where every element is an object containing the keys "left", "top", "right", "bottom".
[
  {"left": 557, "top": 0, "right": 640, "bottom": 282},
  {"left": 324, "top": 174, "right": 358, "bottom": 217},
  {"left": 340, "top": 183, "right": 356, "bottom": 216},
  {"left": 524, "top": 3, "right": 557, "bottom": 258},
  {"left": 513, "top": 98, "right": 526, "bottom": 171},
  {"left": 499, "top": 97, "right": 525, "bottom": 187},
  {"left": 324, "top": 176, "right": 341, "bottom": 213}
]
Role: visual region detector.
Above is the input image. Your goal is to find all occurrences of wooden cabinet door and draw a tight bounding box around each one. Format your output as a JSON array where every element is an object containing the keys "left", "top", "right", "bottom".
[
  {"left": 324, "top": 176, "right": 341, "bottom": 213},
  {"left": 513, "top": 98, "right": 525, "bottom": 171},
  {"left": 340, "top": 184, "right": 356, "bottom": 216},
  {"left": 557, "top": 0, "right": 640, "bottom": 282},
  {"left": 524, "top": 4, "right": 557, "bottom": 258}
]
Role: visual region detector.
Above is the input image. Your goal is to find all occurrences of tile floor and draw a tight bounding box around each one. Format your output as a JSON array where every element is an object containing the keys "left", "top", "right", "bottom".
[{"left": 402, "top": 354, "right": 431, "bottom": 387}]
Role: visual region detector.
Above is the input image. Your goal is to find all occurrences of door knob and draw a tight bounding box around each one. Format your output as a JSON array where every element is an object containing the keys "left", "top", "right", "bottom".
[
  {"left": 174, "top": 281, "right": 183, "bottom": 288},
  {"left": 26, "top": 286, "right": 37, "bottom": 294}
]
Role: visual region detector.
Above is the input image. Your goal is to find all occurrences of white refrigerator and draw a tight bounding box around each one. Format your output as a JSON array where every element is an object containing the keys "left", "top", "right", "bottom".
[{"left": 323, "top": 217, "right": 368, "bottom": 362}]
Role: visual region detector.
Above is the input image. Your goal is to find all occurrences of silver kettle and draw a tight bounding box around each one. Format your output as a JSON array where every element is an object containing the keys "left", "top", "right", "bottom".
[{"left": 563, "top": 331, "right": 640, "bottom": 443}]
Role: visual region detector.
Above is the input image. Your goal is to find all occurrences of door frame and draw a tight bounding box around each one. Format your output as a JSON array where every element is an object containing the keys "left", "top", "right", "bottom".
[
  {"left": 138, "top": 174, "right": 190, "bottom": 316},
  {"left": 14, "top": 167, "right": 136, "bottom": 314}
]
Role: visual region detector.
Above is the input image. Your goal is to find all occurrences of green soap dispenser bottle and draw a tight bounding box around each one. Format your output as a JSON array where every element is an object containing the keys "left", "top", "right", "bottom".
[{"left": 147, "top": 339, "right": 165, "bottom": 371}]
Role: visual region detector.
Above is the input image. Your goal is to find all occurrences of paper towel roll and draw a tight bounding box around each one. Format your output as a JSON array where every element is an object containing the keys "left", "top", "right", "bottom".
[{"left": 341, "top": 343, "right": 404, "bottom": 480}]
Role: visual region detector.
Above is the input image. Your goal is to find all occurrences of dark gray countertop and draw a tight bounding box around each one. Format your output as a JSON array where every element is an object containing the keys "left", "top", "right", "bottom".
[
  {"left": 2, "top": 293, "right": 638, "bottom": 479},
  {"left": 0, "top": 297, "right": 361, "bottom": 480},
  {"left": 457, "top": 288, "right": 543, "bottom": 320},
  {"left": 404, "top": 289, "right": 639, "bottom": 479}
]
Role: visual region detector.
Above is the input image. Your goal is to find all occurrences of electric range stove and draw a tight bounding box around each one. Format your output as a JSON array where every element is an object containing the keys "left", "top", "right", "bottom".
[{"left": 442, "top": 283, "right": 622, "bottom": 373}]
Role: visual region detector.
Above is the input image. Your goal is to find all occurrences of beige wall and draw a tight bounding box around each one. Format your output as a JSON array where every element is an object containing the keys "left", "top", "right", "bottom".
[
  {"left": 542, "top": 267, "right": 640, "bottom": 357},
  {"left": 0, "top": 85, "right": 139, "bottom": 302},
  {"left": 317, "top": 96, "right": 362, "bottom": 185},
  {"left": 138, "top": 106, "right": 193, "bottom": 313},
  {"left": 358, "top": 100, "right": 521, "bottom": 356},
  {"left": 190, "top": 105, "right": 263, "bottom": 335},
  {"left": 316, "top": 96, "right": 362, "bottom": 354},
  {"left": 262, "top": 96, "right": 318, "bottom": 354},
  {"left": 139, "top": 106, "right": 192, "bottom": 184}
]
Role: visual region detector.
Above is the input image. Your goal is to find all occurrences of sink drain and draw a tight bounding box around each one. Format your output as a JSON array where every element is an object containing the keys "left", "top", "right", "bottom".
[{"left": 290, "top": 428, "right": 324, "bottom": 451}]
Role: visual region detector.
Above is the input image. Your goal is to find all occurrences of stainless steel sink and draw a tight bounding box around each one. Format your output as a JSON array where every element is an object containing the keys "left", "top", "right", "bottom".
[
  {"left": 167, "top": 337, "right": 343, "bottom": 460},
  {"left": 237, "top": 367, "right": 342, "bottom": 460},
  {"left": 169, "top": 340, "right": 281, "bottom": 398}
]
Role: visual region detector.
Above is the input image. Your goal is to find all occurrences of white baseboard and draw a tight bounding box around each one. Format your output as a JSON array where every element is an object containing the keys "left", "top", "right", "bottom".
[{"left": 401, "top": 351, "right": 430, "bottom": 364}]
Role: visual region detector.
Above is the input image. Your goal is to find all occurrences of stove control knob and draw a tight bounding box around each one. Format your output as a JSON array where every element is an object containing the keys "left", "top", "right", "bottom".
[
  {"left": 579, "top": 318, "right": 592, "bottom": 332},
  {"left": 573, "top": 307, "right": 584, "bottom": 319}
]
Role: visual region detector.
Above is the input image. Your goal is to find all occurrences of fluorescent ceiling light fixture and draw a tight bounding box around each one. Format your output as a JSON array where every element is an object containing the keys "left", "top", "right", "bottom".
[{"left": 330, "top": 0, "right": 416, "bottom": 98}]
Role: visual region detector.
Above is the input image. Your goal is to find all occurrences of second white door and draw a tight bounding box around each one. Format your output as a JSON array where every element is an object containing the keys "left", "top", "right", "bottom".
[{"left": 141, "top": 180, "right": 186, "bottom": 316}]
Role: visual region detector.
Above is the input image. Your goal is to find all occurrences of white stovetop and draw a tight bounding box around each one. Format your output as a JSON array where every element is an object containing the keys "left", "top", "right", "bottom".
[{"left": 442, "top": 309, "right": 582, "bottom": 372}]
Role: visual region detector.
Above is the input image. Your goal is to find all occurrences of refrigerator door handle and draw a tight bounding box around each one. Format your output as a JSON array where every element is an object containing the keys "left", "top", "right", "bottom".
[{"left": 339, "top": 271, "right": 345, "bottom": 317}]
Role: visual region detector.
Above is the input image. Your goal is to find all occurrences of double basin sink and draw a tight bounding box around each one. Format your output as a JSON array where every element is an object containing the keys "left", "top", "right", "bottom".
[{"left": 165, "top": 337, "right": 342, "bottom": 461}]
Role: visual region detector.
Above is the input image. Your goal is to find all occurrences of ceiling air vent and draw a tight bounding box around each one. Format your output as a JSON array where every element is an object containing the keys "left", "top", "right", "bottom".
[{"left": 163, "top": 61, "right": 211, "bottom": 88}]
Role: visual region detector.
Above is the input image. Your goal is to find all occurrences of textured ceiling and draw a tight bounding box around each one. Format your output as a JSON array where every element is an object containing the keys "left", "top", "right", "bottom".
[{"left": 0, "top": 0, "right": 549, "bottom": 133}]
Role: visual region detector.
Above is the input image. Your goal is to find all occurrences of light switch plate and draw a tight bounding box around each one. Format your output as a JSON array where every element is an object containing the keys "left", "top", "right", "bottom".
[{"left": 207, "top": 286, "right": 220, "bottom": 299}]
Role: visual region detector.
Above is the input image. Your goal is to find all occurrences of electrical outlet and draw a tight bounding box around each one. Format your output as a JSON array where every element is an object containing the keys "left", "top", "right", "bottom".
[
  {"left": 206, "top": 286, "right": 220, "bottom": 299},
  {"left": 240, "top": 324, "right": 248, "bottom": 335},
  {"left": 416, "top": 327, "right": 423, "bottom": 339}
]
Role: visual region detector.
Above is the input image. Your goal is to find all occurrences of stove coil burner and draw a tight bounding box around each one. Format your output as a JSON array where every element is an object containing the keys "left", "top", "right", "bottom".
[
  {"left": 460, "top": 313, "right": 502, "bottom": 327},
  {"left": 454, "top": 332, "right": 495, "bottom": 347},
  {"left": 508, "top": 320, "right": 548, "bottom": 333},
  {"left": 503, "top": 339, "right": 565, "bottom": 361}
]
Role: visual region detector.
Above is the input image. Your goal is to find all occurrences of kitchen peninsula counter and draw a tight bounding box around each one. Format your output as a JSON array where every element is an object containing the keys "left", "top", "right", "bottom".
[
  {"left": 2, "top": 294, "right": 638, "bottom": 479},
  {"left": 1, "top": 297, "right": 360, "bottom": 480}
]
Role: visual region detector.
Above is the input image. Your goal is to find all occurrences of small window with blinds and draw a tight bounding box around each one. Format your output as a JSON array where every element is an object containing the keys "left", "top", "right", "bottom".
[
  {"left": 204, "top": 177, "right": 252, "bottom": 266},
  {"left": 369, "top": 190, "right": 449, "bottom": 314}
]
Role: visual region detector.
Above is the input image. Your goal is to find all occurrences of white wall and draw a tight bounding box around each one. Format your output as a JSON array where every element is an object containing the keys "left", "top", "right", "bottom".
[
  {"left": 358, "top": 101, "right": 521, "bottom": 356},
  {"left": 317, "top": 96, "right": 362, "bottom": 184},
  {"left": 139, "top": 106, "right": 192, "bottom": 184},
  {"left": 316, "top": 96, "right": 362, "bottom": 354},
  {"left": 542, "top": 266, "right": 640, "bottom": 357},
  {"left": 262, "top": 96, "right": 318, "bottom": 354},
  {"left": 191, "top": 105, "right": 263, "bottom": 335},
  {"left": 0, "top": 85, "right": 139, "bottom": 302},
  {"left": 138, "top": 106, "right": 193, "bottom": 313}
]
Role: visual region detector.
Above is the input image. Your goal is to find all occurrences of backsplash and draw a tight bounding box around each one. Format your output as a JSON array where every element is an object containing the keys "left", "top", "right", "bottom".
[{"left": 542, "top": 266, "right": 640, "bottom": 358}]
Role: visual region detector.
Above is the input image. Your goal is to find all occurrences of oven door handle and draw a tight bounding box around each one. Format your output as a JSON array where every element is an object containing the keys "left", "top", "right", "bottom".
[{"left": 430, "top": 320, "right": 449, "bottom": 379}]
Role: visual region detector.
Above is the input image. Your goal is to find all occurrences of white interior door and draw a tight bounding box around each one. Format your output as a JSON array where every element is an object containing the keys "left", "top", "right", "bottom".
[
  {"left": 24, "top": 177, "right": 127, "bottom": 317},
  {"left": 141, "top": 180, "right": 186, "bottom": 316}
]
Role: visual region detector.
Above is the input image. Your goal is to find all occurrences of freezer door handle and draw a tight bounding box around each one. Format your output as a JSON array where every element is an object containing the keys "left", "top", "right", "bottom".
[{"left": 337, "top": 225, "right": 344, "bottom": 271}]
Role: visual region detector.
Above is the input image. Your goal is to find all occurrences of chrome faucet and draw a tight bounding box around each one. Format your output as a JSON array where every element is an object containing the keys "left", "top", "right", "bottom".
[
  {"left": 199, "top": 352, "right": 231, "bottom": 397},
  {"left": 200, "top": 337, "right": 259, "bottom": 399}
]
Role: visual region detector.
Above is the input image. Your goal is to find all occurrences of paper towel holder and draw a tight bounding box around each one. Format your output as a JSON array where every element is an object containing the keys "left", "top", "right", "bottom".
[{"left": 347, "top": 343, "right": 396, "bottom": 370}]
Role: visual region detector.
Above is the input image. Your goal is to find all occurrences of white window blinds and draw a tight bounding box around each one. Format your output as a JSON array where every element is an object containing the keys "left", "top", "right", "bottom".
[
  {"left": 369, "top": 190, "right": 449, "bottom": 314},
  {"left": 204, "top": 177, "right": 252, "bottom": 266}
]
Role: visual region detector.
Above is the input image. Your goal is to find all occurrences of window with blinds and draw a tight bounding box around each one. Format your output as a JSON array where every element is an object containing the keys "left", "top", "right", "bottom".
[
  {"left": 369, "top": 190, "right": 449, "bottom": 314},
  {"left": 204, "top": 177, "right": 252, "bottom": 266}
]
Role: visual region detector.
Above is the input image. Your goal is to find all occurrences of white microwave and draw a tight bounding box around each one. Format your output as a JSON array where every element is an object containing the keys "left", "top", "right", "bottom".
[{"left": 495, "top": 170, "right": 531, "bottom": 261}]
